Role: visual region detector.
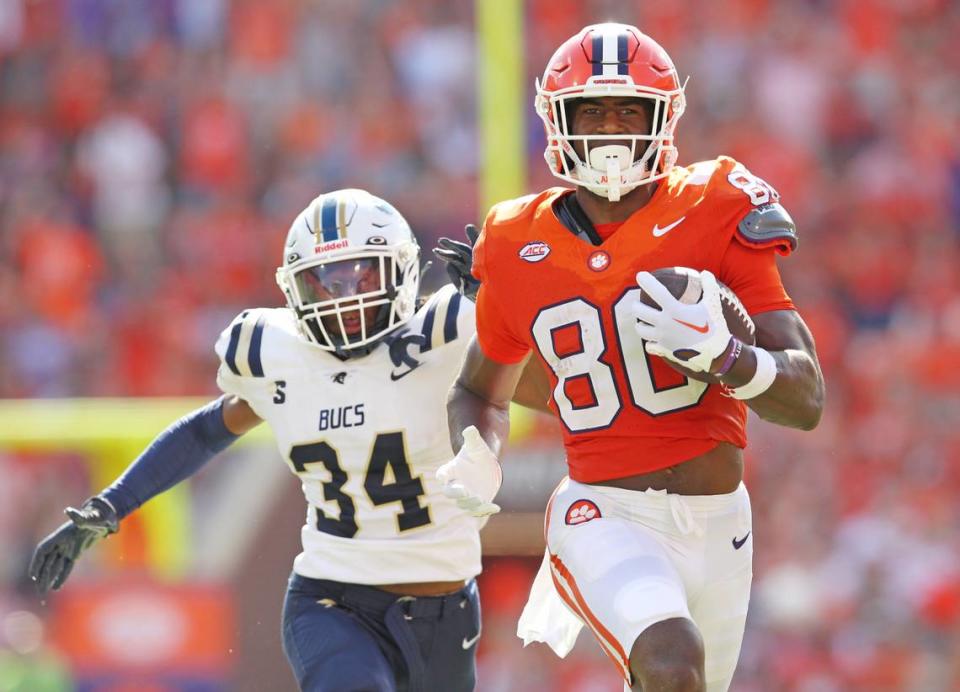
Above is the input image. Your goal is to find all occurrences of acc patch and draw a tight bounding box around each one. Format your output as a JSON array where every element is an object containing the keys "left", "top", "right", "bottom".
[
  {"left": 565, "top": 499, "right": 601, "bottom": 526},
  {"left": 519, "top": 241, "right": 551, "bottom": 263}
]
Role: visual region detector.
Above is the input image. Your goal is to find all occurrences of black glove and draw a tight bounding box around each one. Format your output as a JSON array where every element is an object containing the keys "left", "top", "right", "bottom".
[
  {"left": 28, "top": 496, "right": 119, "bottom": 595},
  {"left": 433, "top": 224, "right": 481, "bottom": 301}
]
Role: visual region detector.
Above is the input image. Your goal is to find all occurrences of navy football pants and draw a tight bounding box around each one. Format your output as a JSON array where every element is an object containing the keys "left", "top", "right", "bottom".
[{"left": 281, "top": 573, "right": 481, "bottom": 692}]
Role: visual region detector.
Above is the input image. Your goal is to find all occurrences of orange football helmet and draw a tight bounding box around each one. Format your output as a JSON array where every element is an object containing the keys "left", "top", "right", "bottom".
[{"left": 535, "top": 23, "right": 687, "bottom": 201}]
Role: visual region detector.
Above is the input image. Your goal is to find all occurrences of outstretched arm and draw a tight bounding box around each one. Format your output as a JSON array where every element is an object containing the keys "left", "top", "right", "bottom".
[
  {"left": 101, "top": 395, "right": 260, "bottom": 517},
  {"left": 511, "top": 355, "right": 553, "bottom": 415},
  {"left": 438, "top": 337, "right": 528, "bottom": 518},
  {"left": 29, "top": 396, "right": 262, "bottom": 594},
  {"left": 447, "top": 336, "right": 529, "bottom": 455}
]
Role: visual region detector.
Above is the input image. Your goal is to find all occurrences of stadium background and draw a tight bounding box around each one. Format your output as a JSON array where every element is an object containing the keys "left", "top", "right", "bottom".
[{"left": 1, "top": 0, "right": 959, "bottom": 690}]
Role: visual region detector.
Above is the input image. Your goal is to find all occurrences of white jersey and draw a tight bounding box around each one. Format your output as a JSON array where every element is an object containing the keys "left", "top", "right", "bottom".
[{"left": 214, "top": 285, "right": 481, "bottom": 584}]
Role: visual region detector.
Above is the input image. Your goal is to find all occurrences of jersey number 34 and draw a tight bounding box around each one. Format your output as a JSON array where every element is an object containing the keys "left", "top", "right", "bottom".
[{"left": 289, "top": 432, "right": 430, "bottom": 538}]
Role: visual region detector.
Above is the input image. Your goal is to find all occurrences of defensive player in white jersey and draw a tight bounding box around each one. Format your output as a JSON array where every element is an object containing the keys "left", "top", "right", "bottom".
[{"left": 29, "top": 189, "right": 546, "bottom": 692}]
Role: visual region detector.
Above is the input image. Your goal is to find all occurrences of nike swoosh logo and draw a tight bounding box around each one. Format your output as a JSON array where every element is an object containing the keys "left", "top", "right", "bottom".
[
  {"left": 390, "top": 364, "right": 421, "bottom": 381},
  {"left": 674, "top": 318, "right": 709, "bottom": 334},
  {"left": 462, "top": 629, "right": 481, "bottom": 649},
  {"left": 652, "top": 216, "right": 686, "bottom": 237},
  {"left": 732, "top": 531, "right": 751, "bottom": 550}
]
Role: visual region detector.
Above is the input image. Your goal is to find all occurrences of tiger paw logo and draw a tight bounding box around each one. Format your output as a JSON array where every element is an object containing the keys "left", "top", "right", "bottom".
[
  {"left": 565, "top": 499, "right": 601, "bottom": 526},
  {"left": 587, "top": 250, "right": 610, "bottom": 272}
]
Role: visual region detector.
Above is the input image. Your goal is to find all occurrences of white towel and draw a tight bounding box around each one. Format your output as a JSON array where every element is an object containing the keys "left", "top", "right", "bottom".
[{"left": 516, "top": 550, "right": 584, "bottom": 657}]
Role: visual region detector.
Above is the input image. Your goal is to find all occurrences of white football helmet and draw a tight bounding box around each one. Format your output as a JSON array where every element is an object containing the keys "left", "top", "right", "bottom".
[{"left": 276, "top": 189, "right": 421, "bottom": 356}]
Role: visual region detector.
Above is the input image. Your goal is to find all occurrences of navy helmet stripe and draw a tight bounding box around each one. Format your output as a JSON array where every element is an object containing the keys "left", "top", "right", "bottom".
[
  {"left": 617, "top": 33, "right": 629, "bottom": 75},
  {"left": 320, "top": 196, "right": 338, "bottom": 242},
  {"left": 224, "top": 310, "right": 249, "bottom": 376},
  {"left": 247, "top": 314, "right": 266, "bottom": 377},
  {"left": 443, "top": 291, "right": 461, "bottom": 343},
  {"left": 420, "top": 301, "right": 438, "bottom": 351},
  {"left": 591, "top": 35, "right": 604, "bottom": 75}
]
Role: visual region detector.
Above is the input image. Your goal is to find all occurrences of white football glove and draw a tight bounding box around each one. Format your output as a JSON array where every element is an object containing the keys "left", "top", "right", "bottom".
[
  {"left": 436, "top": 426, "right": 502, "bottom": 518},
  {"left": 632, "top": 270, "right": 732, "bottom": 373}
]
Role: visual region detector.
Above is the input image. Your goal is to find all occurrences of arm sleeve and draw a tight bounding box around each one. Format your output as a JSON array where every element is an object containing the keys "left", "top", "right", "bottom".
[
  {"left": 101, "top": 397, "right": 241, "bottom": 519},
  {"left": 719, "top": 240, "right": 795, "bottom": 315},
  {"left": 472, "top": 226, "right": 532, "bottom": 364}
]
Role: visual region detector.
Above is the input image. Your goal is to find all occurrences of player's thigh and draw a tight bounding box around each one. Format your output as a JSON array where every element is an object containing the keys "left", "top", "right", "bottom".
[
  {"left": 282, "top": 587, "right": 395, "bottom": 692},
  {"left": 689, "top": 505, "right": 753, "bottom": 691},
  {"left": 415, "top": 581, "right": 480, "bottom": 692},
  {"left": 548, "top": 514, "right": 693, "bottom": 682}
]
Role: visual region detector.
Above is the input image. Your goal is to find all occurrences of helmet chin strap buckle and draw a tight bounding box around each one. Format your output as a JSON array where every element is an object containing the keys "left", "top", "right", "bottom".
[{"left": 588, "top": 145, "right": 632, "bottom": 202}]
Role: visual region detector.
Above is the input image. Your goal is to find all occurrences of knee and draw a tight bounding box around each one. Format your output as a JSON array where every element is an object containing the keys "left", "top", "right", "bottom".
[{"left": 629, "top": 617, "right": 705, "bottom": 692}]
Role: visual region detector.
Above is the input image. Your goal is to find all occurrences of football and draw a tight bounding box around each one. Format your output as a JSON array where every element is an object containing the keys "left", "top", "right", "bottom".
[{"left": 638, "top": 267, "right": 756, "bottom": 383}]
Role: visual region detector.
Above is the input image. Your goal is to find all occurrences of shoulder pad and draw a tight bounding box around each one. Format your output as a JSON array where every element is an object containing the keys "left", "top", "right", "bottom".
[
  {"left": 216, "top": 308, "right": 272, "bottom": 378},
  {"left": 679, "top": 159, "right": 723, "bottom": 188},
  {"left": 485, "top": 189, "right": 561, "bottom": 227},
  {"left": 415, "top": 284, "right": 467, "bottom": 352},
  {"left": 736, "top": 202, "right": 798, "bottom": 253}
]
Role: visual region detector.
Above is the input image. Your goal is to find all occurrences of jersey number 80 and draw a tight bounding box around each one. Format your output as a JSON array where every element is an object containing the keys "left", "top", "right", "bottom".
[{"left": 532, "top": 290, "right": 708, "bottom": 432}]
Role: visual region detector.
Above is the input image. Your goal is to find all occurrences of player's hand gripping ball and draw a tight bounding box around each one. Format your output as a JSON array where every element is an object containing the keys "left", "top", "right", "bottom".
[{"left": 633, "top": 268, "right": 755, "bottom": 383}]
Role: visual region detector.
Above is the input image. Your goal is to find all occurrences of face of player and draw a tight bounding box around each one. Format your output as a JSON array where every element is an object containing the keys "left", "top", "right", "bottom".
[
  {"left": 568, "top": 96, "right": 652, "bottom": 162},
  {"left": 296, "top": 258, "right": 384, "bottom": 339}
]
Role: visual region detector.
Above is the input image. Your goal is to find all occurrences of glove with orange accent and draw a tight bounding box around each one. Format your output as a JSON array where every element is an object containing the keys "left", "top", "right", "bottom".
[
  {"left": 632, "top": 270, "right": 732, "bottom": 373},
  {"left": 436, "top": 426, "right": 502, "bottom": 518}
]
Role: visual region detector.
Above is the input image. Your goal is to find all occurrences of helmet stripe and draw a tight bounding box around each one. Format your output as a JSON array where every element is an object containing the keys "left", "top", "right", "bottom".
[
  {"left": 337, "top": 197, "right": 348, "bottom": 237},
  {"left": 320, "top": 194, "right": 338, "bottom": 241},
  {"left": 601, "top": 30, "right": 618, "bottom": 76},
  {"left": 592, "top": 29, "right": 631, "bottom": 77},
  {"left": 617, "top": 32, "right": 629, "bottom": 75}
]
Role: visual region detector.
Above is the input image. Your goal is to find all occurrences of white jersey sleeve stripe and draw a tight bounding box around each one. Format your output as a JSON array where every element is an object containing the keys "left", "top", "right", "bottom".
[
  {"left": 231, "top": 311, "right": 266, "bottom": 378},
  {"left": 248, "top": 314, "right": 267, "bottom": 377},
  {"left": 223, "top": 310, "right": 250, "bottom": 376},
  {"left": 420, "top": 300, "right": 438, "bottom": 352},
  {"left": 442, "top": 291, "right": 462, "bottom": 343},
  {"left": 420, "top": 287, "right": 464, "bottom": 351}
]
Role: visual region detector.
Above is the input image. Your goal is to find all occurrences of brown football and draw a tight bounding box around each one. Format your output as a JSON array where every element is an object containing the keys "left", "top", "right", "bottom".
[{"left": 638, "top": 267, "right": 755, "bottom": 383}]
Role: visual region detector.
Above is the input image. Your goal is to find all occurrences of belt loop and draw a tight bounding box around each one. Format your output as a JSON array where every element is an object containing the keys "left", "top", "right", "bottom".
[{"left": 385, "top": 597, "right": 427, "bottom": 692}]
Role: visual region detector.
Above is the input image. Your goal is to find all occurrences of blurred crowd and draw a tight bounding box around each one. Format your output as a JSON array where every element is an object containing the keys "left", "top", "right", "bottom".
[{"left": 2, "top": 0, "right": 960, "bottom": 689}]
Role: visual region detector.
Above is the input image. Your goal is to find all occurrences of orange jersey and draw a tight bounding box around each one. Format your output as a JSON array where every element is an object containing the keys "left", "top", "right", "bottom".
[{"left": 473, "top": 157, "right": 796, "bottom": 482}]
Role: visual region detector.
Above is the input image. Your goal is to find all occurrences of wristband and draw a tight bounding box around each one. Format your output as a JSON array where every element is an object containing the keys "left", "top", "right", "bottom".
[
  {"left": 714, "top": 338, "right": 742, "bottom": 377},
  {"left": 728, "top": 347, "right": 777, "bottom": 400}
]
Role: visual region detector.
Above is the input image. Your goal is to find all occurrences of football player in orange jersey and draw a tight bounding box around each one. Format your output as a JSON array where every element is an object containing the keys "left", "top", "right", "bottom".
[{"left": 435, "top": 23, "right": 825, "bottom": 692}]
